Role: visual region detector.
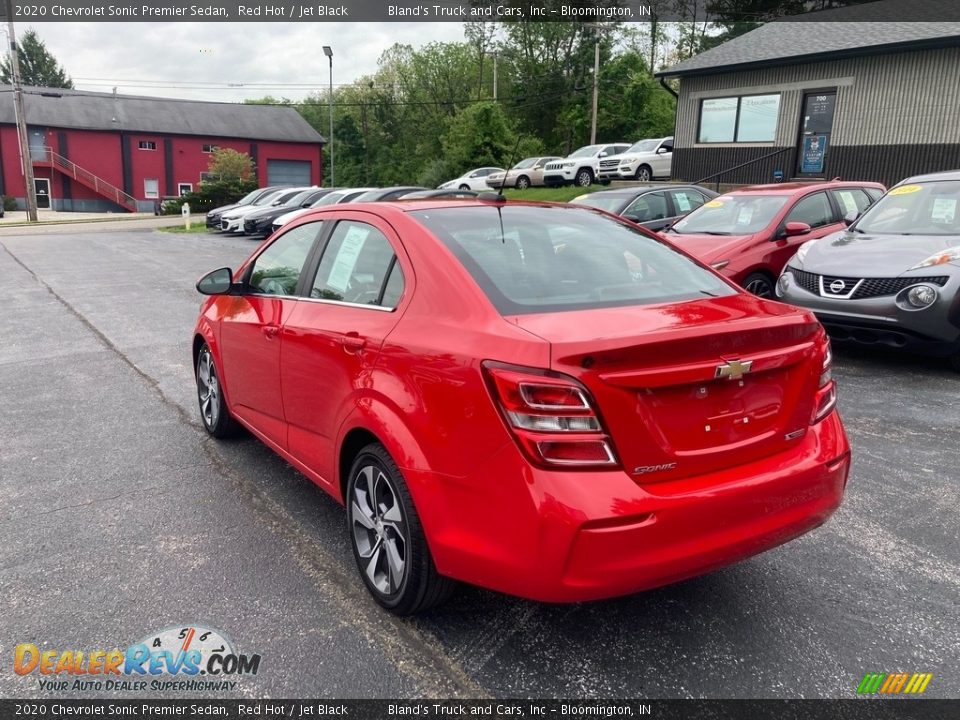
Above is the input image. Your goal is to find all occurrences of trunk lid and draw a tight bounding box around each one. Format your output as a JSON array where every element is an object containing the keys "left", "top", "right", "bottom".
[{"left": 509, "top": 295, "right": 823, "bottom": 482}]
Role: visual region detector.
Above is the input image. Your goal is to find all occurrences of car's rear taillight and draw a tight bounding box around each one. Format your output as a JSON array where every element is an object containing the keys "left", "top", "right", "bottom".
[
  {"left": 483, "top": 362, "right": 619, "bottom": 469},
  {"left": 812, "top": 339, "right": 837, "bottom": 423}
]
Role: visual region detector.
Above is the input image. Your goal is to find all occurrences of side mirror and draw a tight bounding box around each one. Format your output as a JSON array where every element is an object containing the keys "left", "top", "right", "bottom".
[
  {"left": 656, "top": 147, "right": 668, "bottom": 154},
  {"left": 598, "top": 151, "right": 608, "bottom": 158},
  {"left": 197, "top": 267, "right": 234, "bottom": 295},
  {"left": 783, "top": 221, "right": 812, "bottom": 237},
  {"left": 843, "top": 210, "right": 860, "bottom": 227}
]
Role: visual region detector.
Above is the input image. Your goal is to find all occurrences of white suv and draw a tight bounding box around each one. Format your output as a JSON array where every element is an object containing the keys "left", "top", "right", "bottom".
[
  {"left": 615, "top": 137, "right": 673, "bottom": 182},
  {"left": 543, "top": 143, "right": 630, "bottom": 187}
]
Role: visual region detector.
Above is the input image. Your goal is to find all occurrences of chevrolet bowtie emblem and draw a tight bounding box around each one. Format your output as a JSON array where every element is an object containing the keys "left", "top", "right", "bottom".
[{"left": 715, "top": 359, "right": 753, "bottom": 380}]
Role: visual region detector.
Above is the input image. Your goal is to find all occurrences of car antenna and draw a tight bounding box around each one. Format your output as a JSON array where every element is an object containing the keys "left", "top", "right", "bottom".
[{"left": 498, "top": 135, "right": 524, "bottom": 198}]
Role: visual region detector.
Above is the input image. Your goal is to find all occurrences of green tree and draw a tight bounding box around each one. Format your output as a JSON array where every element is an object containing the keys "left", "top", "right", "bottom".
[
  {"left": 442, "top": 101, "right": 517, "bottom": 174},
  {"left": 207, "top": 148, "right": 255, "bottom": 182},
  {"left": 0, "top": 30, "right": 73, "bottom": 88}
]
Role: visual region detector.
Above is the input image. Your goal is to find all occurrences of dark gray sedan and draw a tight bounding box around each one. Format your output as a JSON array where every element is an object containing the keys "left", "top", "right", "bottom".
[
  {"left": 777, "top": 170, "right": 960, "bottom": 370},
  {"left": 569, "top": 184, "right": 718, "bottom": 231}
]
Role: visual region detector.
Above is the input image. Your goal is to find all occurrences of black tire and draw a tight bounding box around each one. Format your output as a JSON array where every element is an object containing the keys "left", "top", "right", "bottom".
[
  {"left": 515, "top": 175, "right": 530, "bottom": 190},
  {"left": 459, "top": 184, "right": 470, "bottom": 190},
  {"left": 196, "top": 343, "right": 240, "bottom": 438},
  {"left": 635, "top": 165, "right": 653, "bottom": 182},
  {"left": 575, "top": 168, "right": 593, "bottom": 187},
  {"left": 743, "top": 272, "right": 775, "bottom": 299},
  {"left": 346, "top": 443, "right": 456, "bottom": 615},
  {"left": 948, "top": 353, "right": 960, "bottom": 373}
]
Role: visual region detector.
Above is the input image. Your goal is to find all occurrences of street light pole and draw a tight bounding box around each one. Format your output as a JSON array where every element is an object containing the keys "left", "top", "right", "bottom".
[
  {"left": 590, "top": 39, "right": 600, "bottom": 146},
  {"left": 4, "top": 2, "right": 38, "bottom": 222},
  {"left": 322, "top": 45, "right": 334, "bottom": 187}
]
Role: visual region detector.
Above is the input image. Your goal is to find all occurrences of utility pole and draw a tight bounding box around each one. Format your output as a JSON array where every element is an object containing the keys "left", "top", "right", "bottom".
[
  {"left": 5, "top": 1, "right": 38, "bottom": 221},
  {"left": 590, "top": 39, "right": 600, "bottom": 145}
]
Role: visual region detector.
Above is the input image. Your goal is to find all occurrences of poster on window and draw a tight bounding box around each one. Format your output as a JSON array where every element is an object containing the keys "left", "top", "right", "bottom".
[{"left": 801, "top": 135, "right": 829, "bottom": 173}]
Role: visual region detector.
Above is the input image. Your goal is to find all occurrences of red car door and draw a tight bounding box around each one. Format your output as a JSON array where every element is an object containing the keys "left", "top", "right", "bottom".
[
  {"left": 218, "top": 220, "right": 325, "bottom": 449},
  {"left": 765, "top": 190, "right": 841, "bottom": 273},
  {"left": 279, "top": 214, "right": 409, "bottom": 490}
]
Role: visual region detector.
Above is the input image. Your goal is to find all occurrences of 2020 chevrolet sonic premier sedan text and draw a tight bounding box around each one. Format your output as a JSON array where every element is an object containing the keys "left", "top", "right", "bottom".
[{"left": 193, "top": 199, "right": 850, "bottom": 614}]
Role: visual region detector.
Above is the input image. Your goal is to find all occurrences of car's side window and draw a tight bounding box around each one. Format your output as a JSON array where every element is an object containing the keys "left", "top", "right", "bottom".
[
  {"left": 832, "top": 188, "right": 872, "bottom": 216},
  {"left": 247, "top": 221, "right": 323, "bottom": 296},
  {"left": 660, "top": 140, "right": 674, "bottom": 153},
  {"left": 625, "top": 192, "right": 668, "bottom": 222},
  {"left": 667, "top": 189, "right": 705, "bottom": 215},
  {"left": 310, "top": 221, "right": 402, "bottom": 308},
  {"left": 785, "top": 192, "right": 833, "bottom": 228}
]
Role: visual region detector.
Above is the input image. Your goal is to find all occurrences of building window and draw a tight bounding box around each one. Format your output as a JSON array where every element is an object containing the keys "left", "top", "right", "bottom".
[
  {"left": 178, "top": 183, "right": 193, "bottom": 196},
  {"left": 202, "top": 144, "right": 219, "bottom": 153},
  {"left": 144, "top": 178, "right": 159, "bottom": 199},
  {"left": 698, "top": 94, "right": 781, "bottom": 143},
  {"left": 138, "top": 140, "right": 157, "bottom": 151},
  {"left": 199, "top": 172, "right": 219, "bottom": 183}
]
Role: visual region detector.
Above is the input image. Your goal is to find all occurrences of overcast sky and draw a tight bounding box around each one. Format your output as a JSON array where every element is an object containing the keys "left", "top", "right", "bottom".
[{"left": 23, "top": 23, "right": 468, "bottom": 102}]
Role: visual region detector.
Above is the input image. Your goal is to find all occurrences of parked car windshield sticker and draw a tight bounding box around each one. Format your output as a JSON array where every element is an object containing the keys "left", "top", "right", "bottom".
[
  {"left": 675, "top": 193, "right": 692, "bottom": 212},
  {"left": 889, "top": 184, "right": 922, "bottom": 196},
  {"left": 327, "top": 226, "right": 370, "bottom": 293},
  {"left": 836, "top": 190, "right": 859, "bottom": 215},
  {"left": 737, "top": 207, "right": 755, "bottom": 226},
  {"left": 931, "top": 197, "right": 957, "bottom": 223},
  {"left": 704, "top": 199, "right": 724, "bottom": 208}
]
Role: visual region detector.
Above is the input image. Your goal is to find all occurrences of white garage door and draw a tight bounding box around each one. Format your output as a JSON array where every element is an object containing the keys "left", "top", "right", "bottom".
[{"left": 267, "top": 160, "right": 312, "bottom": 186}]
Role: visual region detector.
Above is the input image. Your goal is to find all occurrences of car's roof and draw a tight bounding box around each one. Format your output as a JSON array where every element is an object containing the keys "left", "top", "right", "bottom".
[
  {"left": 897, "top": 170, "right": 960, "bottom": 184},
  {"left": 729, "top": 180, "right": 885, "bottom": 196},
  {"left": 577, "top": 183, "right": 707, "bottom": 197}
]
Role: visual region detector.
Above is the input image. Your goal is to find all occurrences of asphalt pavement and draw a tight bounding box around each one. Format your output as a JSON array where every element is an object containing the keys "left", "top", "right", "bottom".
[{"left": 0, "top": 224, "right": 957, "bottom": 700}]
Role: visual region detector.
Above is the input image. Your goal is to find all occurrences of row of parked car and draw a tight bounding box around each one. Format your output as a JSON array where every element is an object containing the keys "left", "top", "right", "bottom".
[
  {"left": 206, "top": 184, "right": 478, "bottom": 237},
  {"left": 437, "top": 138, "right": 675, "bottom": 191},
  {"left": 207, "top": 168, "right": 960, "bottom": 369}
]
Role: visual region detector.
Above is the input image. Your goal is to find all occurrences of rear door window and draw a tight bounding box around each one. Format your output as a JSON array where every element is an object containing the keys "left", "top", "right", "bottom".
[
  {"left": 831, "top": 188, "right": 872, "bottom": 216},
  {"left": 310, "top": 221, "right": 402, "bottom": 307},
  {"left": 667, "top": 189, "right": 706, "bottom": 215}
]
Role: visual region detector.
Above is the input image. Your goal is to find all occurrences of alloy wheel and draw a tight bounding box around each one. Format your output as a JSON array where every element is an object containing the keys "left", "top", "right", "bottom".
[
  {"left": 350, "top": 464, "right": 407, "bottom": 596},
  {"left": 516, "top": 176, "right": 530, "bottom": 189},
  {"left": 745, "top": 275, "right": 775, "bottom": 298},
  {"left": 636, "top": 166, "right": 652, "bottom": 182},
  {"left": 196, "top": 350, "right": 220, "bottom": 429}
]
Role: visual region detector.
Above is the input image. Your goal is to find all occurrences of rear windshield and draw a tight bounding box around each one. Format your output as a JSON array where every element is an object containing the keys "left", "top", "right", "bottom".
[
  {"left": 671, "top": 195, "right": 788, "bottom": 235},
  {"left": 854, "top": 180, "right": 960, "bottom": 236},
  {"left": 411, "top": 206, "right": 734, "bottom": 315}
]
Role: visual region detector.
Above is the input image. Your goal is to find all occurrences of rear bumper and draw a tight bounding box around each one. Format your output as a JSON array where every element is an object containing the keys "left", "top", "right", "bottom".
[{"left": 411, "top": 411, "right": 850, "bottom": 603}]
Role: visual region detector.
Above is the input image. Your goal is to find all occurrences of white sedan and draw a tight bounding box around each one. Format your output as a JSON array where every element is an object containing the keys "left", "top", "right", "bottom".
[{"left": 438, "top": 167, "right": 504, "bottom": 191}]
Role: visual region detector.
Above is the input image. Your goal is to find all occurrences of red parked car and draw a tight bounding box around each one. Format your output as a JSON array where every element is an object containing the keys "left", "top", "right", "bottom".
[
  {"left": 664, "top": 181, "right": 885, "bottom": 297},
  {"left": 193, "top": 199, "right": 850, "bottom": 614}
]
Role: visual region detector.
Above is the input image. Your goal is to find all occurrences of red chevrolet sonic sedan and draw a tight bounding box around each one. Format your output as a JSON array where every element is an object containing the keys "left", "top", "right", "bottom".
[{"left": 193, "top": 199, "right": 850, "bottom": 614}]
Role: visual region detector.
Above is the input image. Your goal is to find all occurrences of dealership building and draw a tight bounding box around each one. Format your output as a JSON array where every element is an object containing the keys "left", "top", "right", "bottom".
[
  {"left": 0, "top": 86, "right": 325, "bottom": 212},
  {"left": 658, "top": 17, "right": 960, "bottom": 188}
]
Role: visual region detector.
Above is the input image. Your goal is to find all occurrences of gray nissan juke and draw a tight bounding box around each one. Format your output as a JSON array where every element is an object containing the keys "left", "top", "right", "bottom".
[{"left": 776, "top": 170, "right": 960, "bottom": 371}]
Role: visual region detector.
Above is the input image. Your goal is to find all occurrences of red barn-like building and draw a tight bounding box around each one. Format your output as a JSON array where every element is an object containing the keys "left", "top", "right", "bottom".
[{"left": 0, "top": 86, "right": 325, "bottom": 212}]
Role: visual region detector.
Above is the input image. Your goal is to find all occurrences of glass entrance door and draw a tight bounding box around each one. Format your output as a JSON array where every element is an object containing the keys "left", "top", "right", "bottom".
[
  {"left": 796, "top": 92, "right": 836, "bottom": 177},
  {"left": 34, "top": 178, "right": 51, "bottom": 209}
]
